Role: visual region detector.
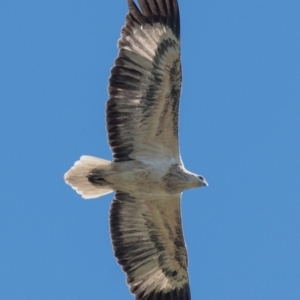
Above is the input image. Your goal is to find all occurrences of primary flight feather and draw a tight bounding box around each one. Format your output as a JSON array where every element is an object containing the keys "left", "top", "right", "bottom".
[{"left": 64, "top": 0, "right": 208, "bottom": 299}]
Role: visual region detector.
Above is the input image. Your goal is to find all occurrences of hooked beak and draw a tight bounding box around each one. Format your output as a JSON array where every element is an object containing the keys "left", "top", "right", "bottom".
[
  {"left": 202, "top": 179, "right": 209, "bottom": 187},
  {"left": 198, "top": 176, "right": 208, "bottom": 187}
]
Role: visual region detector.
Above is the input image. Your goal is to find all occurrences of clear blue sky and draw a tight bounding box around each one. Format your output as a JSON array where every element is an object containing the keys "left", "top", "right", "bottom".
[{"left": 1, "top": 0, "right": 299, "bottom": 299}]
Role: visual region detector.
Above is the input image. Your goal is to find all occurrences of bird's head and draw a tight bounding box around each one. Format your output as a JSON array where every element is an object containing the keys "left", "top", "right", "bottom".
[{"left": 197, "top": 175, "right": 208, "bottom": 187}]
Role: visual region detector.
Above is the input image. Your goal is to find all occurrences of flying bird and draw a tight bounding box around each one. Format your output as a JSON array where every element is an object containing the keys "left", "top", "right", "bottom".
[{"left": 64, "top": 0, "right": 208, "bottom": 299}]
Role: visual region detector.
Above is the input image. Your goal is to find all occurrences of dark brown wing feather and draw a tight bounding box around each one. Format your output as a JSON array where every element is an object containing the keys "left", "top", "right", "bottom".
[
  {"left": 107, "top": 0, "right": 182, "bottom": 162},
  {"left": 110, "top": 191, "right": 191, "bottom": 300}
]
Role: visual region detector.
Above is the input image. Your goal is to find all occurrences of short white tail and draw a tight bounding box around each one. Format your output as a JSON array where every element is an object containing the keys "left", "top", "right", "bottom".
[{"left": 64, "top": 155, "right": 113, "bottom": 199}]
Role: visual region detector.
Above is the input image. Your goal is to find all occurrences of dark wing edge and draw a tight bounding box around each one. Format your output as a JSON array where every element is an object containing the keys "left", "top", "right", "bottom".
[
  {"left": 110, "top": 191, "right": 191, "bottom": 300},
  {"left": 130, "top": 0, "right": 180, "bottom": 39},
  {"left": 106, "top": 0, "right": 181, "bottom": 162}
]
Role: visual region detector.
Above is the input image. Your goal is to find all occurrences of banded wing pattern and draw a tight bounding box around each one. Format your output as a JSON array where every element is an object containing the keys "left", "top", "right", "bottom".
[
  {"left": 107, "top": 1, "right": 191, "bottom": 299},
  {"left": 110, "top": 191, "right": 190, "bottom": 300},
  {"left": 107, "top": 0, "right": 182, "bottom": 162}
]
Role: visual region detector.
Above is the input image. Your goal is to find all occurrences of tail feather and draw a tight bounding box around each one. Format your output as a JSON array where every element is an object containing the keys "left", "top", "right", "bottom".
[{"left": 64, "top": 155, "right": 113, "bottom": 199}]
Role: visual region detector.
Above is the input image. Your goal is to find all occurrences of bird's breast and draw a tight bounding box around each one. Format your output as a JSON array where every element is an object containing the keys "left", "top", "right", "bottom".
[{"left": 105, "top": 160, "right": 174, "bottom": 195}]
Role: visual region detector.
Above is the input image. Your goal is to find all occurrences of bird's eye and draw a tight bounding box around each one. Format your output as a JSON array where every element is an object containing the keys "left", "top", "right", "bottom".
[{"left": 198, "top": 176, "right": 204, "bottom": 181}]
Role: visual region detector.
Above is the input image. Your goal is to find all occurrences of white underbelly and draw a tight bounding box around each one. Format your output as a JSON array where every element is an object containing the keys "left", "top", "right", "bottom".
[{"left": 104, "top": 160, "right": 170, "bottom": 194}]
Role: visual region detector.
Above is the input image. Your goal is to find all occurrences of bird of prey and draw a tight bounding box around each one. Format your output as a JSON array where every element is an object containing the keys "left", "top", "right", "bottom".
[{"left": 64, "top": 0, "right": 208, "bottom": 299}]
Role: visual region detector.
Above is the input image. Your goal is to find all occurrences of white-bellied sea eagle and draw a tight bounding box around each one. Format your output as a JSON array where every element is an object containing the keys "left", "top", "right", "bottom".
[{"left": 64, "top": 0, "right": 208, "bottom": 299}]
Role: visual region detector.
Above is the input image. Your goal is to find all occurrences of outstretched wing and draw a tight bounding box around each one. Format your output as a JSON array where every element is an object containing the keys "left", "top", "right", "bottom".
[
  {"left": 107, "top": 0, "right": 182, "bottom": 162},
  {"left": 110, "top": 191, "right": 190, "bottom": 300}
]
